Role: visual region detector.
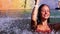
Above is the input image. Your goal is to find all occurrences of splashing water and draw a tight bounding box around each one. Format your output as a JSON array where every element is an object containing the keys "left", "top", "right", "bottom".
[{"left": 0, "top": 17, "right": 59, "bottom": 34}]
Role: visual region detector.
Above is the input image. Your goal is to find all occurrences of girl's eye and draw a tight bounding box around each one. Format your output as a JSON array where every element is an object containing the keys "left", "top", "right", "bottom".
[{"left": 41, "top": 10, "right": 45, "bottom": 12}]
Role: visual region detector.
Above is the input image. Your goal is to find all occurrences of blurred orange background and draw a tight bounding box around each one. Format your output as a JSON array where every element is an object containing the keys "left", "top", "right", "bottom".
[{"left": 0, "top": 0, "right": 34, "bottom": 10}]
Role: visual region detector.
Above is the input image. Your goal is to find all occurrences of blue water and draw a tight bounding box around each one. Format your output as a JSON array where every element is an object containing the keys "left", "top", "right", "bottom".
[{"left": 0, "top": 9, "right": 60, "bottom": 34}]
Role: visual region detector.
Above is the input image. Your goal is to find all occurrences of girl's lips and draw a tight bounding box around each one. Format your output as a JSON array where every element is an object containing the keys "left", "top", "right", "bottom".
[{"left": 44, "top": 14, "right": 48, "bottom": 17}]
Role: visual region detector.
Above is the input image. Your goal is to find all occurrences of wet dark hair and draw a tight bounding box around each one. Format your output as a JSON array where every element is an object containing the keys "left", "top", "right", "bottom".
[{"left": 37, "top": 4, "right": 50, "bottom": 24}]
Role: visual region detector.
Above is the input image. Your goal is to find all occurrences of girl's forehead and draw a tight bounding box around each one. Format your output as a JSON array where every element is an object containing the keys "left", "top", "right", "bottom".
[{"left": 41, "top": 6, "right": 50, "bottom": 10}]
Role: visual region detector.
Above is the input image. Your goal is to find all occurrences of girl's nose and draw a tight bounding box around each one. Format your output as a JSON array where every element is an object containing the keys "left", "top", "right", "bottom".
[{"left": 45, "top": 11, "right": 47, "bottom": 14}]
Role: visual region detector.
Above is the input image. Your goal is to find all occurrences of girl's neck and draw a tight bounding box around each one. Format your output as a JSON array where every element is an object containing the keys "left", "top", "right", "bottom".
[{"left": 41, "top": 19, "right": 48, "bottom": 26}]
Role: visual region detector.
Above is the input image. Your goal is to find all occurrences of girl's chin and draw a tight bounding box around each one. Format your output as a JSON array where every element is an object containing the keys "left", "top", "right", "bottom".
[
  {"left": 43, "top": 17, "right": 49, "bottom": 20},
  {"left": 41, "top": 16, "right": 49, "bottom": 19}
]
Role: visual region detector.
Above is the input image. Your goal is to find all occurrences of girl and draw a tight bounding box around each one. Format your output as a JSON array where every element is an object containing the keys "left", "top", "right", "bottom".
[{"left": 31, "top": 0, "right": 51, "bottom": 34}]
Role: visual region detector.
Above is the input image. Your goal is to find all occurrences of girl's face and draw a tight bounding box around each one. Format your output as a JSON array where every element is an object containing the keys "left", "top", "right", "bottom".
[{"left": 41, "top": 6, "right": 50, "bottom": 20}]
